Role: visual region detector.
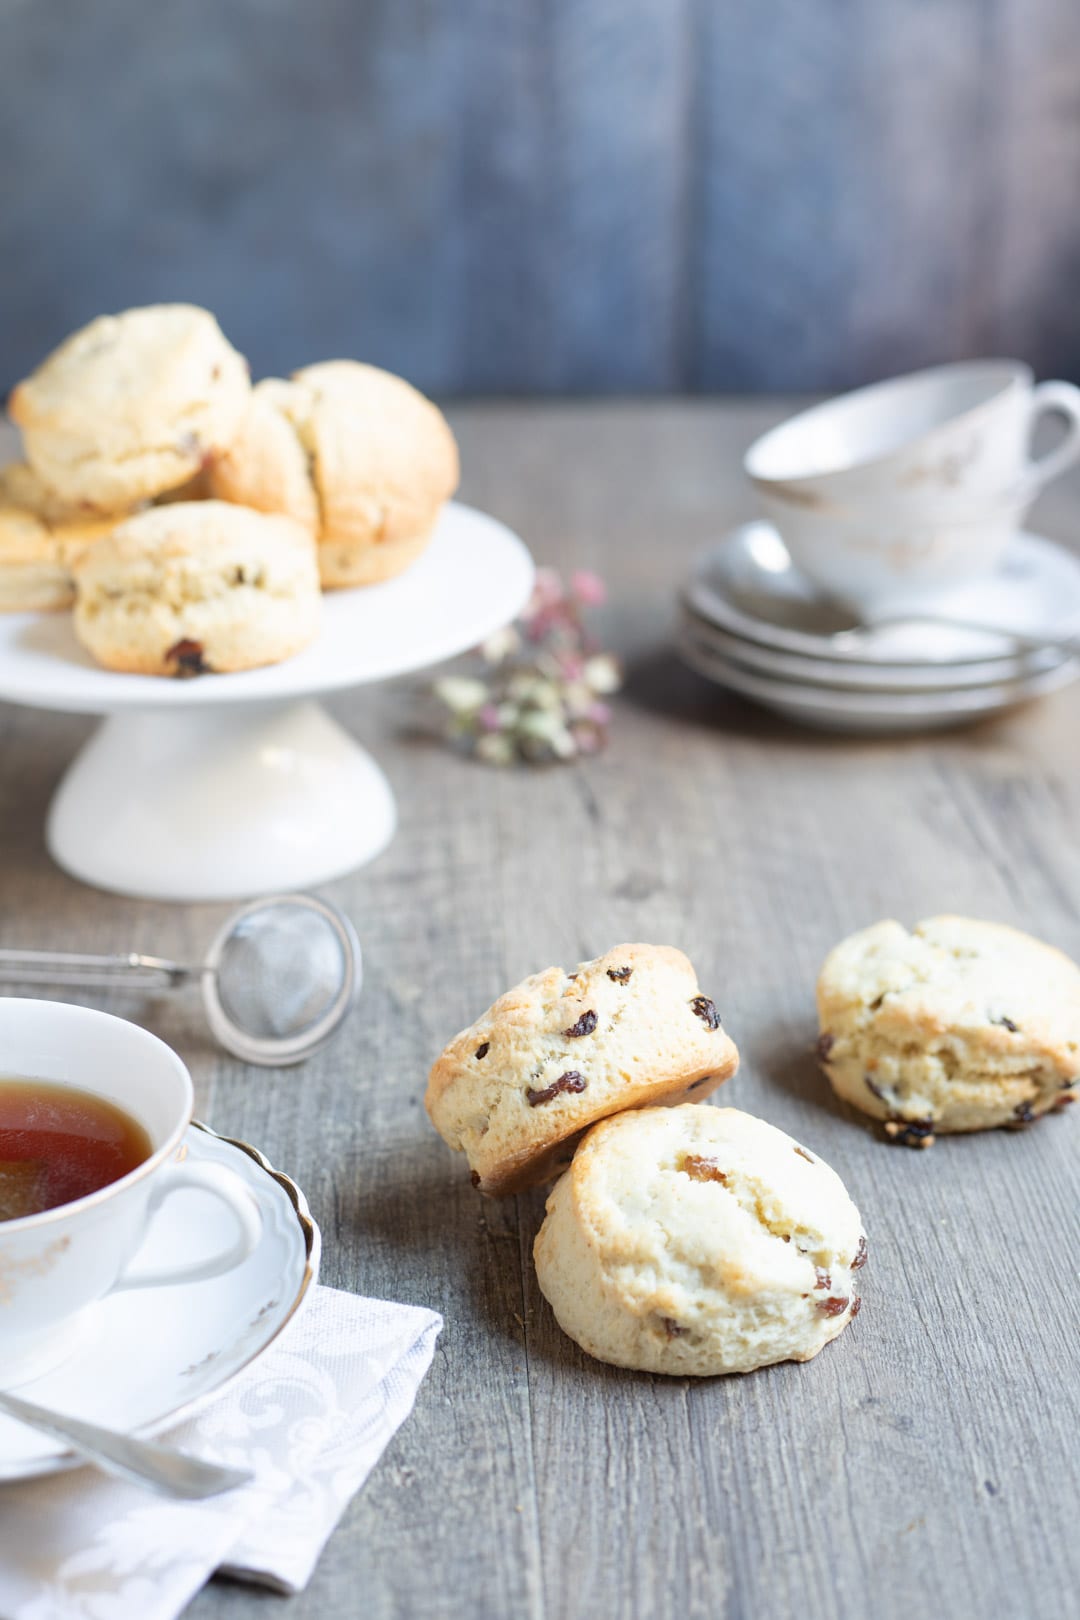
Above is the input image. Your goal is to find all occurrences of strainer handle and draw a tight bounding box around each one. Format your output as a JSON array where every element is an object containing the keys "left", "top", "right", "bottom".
[{"left": 0, "top": 948, "right": 190, "bottom": 992}]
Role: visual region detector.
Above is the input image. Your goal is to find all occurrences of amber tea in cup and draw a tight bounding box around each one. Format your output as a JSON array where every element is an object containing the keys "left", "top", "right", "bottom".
[
  {"left": 0, "top": 1001, "right": 264, "bottom": 1388},
  {"left": 0, "top": 1078, "right": 152, "bottom": 1221}
]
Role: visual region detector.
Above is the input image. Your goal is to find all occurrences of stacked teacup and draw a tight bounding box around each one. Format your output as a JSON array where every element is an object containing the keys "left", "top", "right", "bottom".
[{"left": 680, "top": 361, "right": 1080, "bottom": 732}]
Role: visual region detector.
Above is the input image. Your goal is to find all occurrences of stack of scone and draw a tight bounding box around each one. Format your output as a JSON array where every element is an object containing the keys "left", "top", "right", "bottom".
[
  {"left": 2, "top": 303, "right": 459, "bottom": 676},
  {"left": 426, "top": 944, "right": 868, "bottom": 1377}
]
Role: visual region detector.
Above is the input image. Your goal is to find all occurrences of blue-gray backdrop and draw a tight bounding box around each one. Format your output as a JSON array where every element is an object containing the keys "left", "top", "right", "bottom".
[{"left": 2, "top": 0, "right": 1078, "bottom": 395}]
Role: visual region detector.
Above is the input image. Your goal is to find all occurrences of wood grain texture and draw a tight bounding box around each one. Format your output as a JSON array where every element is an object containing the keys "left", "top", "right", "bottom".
[
  {"left": 0, "top": 404, "right": 1078, "bottom": 1619},
  {"left": 4, "top": 2, "right": 1080, "bottom": 391}
]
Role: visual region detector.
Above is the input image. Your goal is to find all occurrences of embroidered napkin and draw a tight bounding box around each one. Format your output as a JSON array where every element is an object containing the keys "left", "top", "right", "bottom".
[{"left": 0, "top": 1287, "right": 442, "bottom": 1619}]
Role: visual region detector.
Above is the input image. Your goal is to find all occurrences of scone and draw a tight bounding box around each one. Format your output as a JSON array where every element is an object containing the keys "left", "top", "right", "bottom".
[
  {"left": 425, "top": 944, "right": 739, "bottom": 1195},
  {"left": 816, "top": 916, "right": 1080, "bottom": 1144},
  {"left": 9, "top": 305, "right": 250, "bottom": 510},
  {"left": 0, "top": 501, "right": 121, "bottom": 612},
  {"left": 534, "top": 1106, "right": 867, "bottom": 1376},
  {"left": 208, "top": 362, "right": 459, "bottom": 588},
  {"left": 72, "top": 501, "right": 320, "bottom": 675},
  {"left": 0, "top": 460, "right": 135, "bottom": 526},
  {"left": 0, "top": 507, "right": 76, "bottom": 612}
]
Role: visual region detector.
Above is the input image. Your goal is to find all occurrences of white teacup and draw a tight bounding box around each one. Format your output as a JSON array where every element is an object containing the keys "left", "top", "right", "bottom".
[
  {"left": 744, "top": 360, "right": 1080, "bottom": 613},
  {"left": 0, "top": 999, "right": 262, "bottom": 1388}
]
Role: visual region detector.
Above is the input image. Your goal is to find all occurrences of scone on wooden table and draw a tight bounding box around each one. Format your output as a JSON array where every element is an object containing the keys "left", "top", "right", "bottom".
[
  {"left": 816, "top": 916, "right": 1080, "bottom": 1145},
  {"left": 209, "top": 362, "right": 459, "bottom": 588},
  {"left": 8, "top": 305, "right": 250, "bottom": 511},
  {"left": 426, "top": 944, "right": 739, "bottom": 1195},
  {"left": 72, "top": 501, "right": 320, "bottom": 675},
  {"left": 534, "top": 1105, "right": 867, "bottom": 1376},
  {"left": 0, "top": 498, "right": 122, "bottom": 613}
]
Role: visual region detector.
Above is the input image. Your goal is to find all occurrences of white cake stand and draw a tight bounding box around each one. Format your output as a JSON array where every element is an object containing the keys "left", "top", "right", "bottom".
[{"left": 0, "top": 503, "right": 534, "bottom": 901}]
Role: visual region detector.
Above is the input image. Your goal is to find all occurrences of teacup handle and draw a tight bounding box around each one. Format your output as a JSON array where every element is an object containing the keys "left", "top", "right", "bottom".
[
  {"left": 112, "top": 1162, "right": 263, "bottom": 1291},
  {"left": 1025, "top": 380, "right": 1080, "bottom": 493}
]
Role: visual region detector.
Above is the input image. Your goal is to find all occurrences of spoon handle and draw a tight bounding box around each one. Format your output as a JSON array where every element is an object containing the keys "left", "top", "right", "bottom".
[
  {"left": 854, "top": 613, "right": 1080, "bottom": 656},
  {"left": 0, "top": 1390, "right": 252, "bottom": 1499}
]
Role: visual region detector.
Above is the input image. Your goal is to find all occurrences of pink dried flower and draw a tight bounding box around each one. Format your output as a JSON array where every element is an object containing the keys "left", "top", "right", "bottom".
[
  {"left": 571, "top": 570, "right": 606, "bottom": 607},
  {"left": 522, "top": 607, "right": 557, "bottom": 643},
  {"left": 528, "top": 569, "right": 564, "bottom": 612},
  {"left": 431, "top": 563, "right": 617, "bottom": 767}
]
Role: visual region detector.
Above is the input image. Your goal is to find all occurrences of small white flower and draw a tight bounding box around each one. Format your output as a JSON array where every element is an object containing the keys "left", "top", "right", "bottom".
[
  {"left": 562, "top": 681, "right": 593, "bottom": 716},
  {"left": 506, "top": 671, "right": 536, "bottom": 702},
  {"left": 508, "top": 672, "right": 560, "bottom": 709},
  {"left": 433, "top": 676, "right": 489, "bottom": 713},
  {"left": 584, "top": 654, "right": 621, "bottom": 694},
  {"left": 534, "top": 683, "right": 564, "bottom": 713},
  {"left": 518, "top": 711, "right": 576, "bottom": 754},
  {"left": 481, "top": 626, "right": 521, "bottom": 663},
  {"left": 476, "top": 732, "right": 515, "bottom": 766}
]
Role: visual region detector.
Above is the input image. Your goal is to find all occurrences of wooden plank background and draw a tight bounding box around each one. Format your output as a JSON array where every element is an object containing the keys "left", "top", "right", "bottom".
[
  {"left": 0, "top": 404, "right": 1077, "bottom": 1617},
  {"left": 2, "top": 0, "right": 1080, "bottom": 394}
]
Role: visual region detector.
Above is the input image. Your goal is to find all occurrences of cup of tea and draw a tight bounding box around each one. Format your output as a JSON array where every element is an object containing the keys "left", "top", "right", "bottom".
[
  {"left": 0, "top": 999, "right": 262, "bottom": 1387},
  {"left": 744, "top": 360, "right": 1080, "bottom": 613}
]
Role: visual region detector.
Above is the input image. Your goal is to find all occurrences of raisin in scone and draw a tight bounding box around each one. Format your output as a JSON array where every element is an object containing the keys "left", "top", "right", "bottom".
[
  {"left": 816, "top": 916, "right": 1080, "bottom": 1145},
  {"left": 534, "top": 1106, "right": 866, "bottom": 1375},
  {"left": 8, "top": 305, "right": 250, "bottom": 510},
  {"left": 425, "top": 944, "right": 738, "bottom": 1195},
  {"left": 208, "top": 362, "right": 459, "bottom": 588},
  {"left": 72, "top": 501, "right": 320, "bottom": 675}
]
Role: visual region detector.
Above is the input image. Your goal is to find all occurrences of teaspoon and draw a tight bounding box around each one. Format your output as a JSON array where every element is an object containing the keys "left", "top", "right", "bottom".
[
  {"left": 827, "top": 612, "right": 1080, "bottom": 657},
  {"left": 0, "top": 1389, "right": 253, "bottom": 1498}
]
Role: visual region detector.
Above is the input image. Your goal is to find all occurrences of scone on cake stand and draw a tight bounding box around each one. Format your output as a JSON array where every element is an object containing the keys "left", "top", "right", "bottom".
[{"left": 0, "top": 500, "right": 533, "bottom": 901}]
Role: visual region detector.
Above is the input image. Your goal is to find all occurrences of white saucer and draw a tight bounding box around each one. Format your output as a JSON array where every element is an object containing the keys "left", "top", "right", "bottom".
[
  {"left": 679, "top": 606, "right": 1070, "bottom": 693},
  {"left": 685, "top": 523, "right": 1080, "bottom": 669},
  {"left": 679, "top": 630, "right": 1079, "bottom": 734},
  {"left": 0, "top": 500, "right": 534, "bottom": 900},
  {"left": 0, "top": 1122, "right": 320, "bottom": 1482}
]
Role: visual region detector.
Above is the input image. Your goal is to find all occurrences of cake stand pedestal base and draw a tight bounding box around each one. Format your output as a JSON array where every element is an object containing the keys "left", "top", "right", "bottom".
[{"left": 46, "top": 699, "right": 397, "bottom": 902}]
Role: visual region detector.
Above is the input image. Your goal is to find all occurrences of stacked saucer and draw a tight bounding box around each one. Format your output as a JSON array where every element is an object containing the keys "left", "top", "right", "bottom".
[{"left": 678, "top": 522, "right": 1080, "bottom": 734}]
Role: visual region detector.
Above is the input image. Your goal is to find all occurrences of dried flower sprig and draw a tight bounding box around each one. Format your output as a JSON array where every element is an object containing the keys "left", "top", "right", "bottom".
[{"left": 433, "top": 568, "right": 621, "bottom": 765}]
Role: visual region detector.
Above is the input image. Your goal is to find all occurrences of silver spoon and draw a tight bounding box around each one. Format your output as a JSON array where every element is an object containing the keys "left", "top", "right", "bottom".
[
  {"left": 0, "top": 1389, "right": 252, "bottom": 1498},
  {"left": 827, "top": 612, "right": 1080, "bottom": 657},
  {"left": 0, "top": 893, "right": 361, "bottom": 1067}
]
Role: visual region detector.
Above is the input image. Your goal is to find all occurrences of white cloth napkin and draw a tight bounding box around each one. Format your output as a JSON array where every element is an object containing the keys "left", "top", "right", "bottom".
[{"left": 0, "top": 1287, "right": 442, "bottom": 1620}]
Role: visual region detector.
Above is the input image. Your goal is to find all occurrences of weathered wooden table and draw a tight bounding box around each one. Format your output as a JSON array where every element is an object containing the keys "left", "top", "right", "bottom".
[{"left": 1, "top": 404, "right": 1077, "bottom": 1620}]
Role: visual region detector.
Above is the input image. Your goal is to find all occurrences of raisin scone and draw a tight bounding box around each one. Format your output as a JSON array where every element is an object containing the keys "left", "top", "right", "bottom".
[
  {"left": 425, "top": 944, "right": 739, "bottom": 1196},
  {"left": 208, "top": 362, "right": 459, "bottom": 588},
  {"left": 534, "top": 1106, "right": 866, "bottom": 1376},
  {"left": 816, "top": 916, "right": 1080, "bottom": 1146},
  {"left": 0, "top": 507, "right": 77, "bottom": 613},
  {"left": 0, "top": 459, "right": 141, "bottom": 527},
  {"left": 8, "top": 305, "right": 250, "bottom": 510},
  {"left": 72, "top": 501, "right": 320, "bottom": 675},
  {"left": 0, "top": 502, "right": 120, "bottom": 612}
]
